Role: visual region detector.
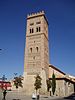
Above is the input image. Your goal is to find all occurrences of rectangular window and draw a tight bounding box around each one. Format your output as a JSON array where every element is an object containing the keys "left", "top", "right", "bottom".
[
  {"left": 36, "top": 21, "right": 41, "bottom": 24},
  {"left": 30, "top": 23, "right": 34, "bottom": 26}
]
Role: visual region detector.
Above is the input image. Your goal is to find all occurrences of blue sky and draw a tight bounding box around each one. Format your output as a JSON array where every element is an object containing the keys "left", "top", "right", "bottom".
[{"left": 0, "top": 0, "right": 75, "bottom": 79}]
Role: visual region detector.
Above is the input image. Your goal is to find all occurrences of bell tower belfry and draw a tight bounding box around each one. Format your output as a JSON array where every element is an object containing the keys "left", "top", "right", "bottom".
[{"left": 23, "top": 11, "right": 49, "bottom": 95}]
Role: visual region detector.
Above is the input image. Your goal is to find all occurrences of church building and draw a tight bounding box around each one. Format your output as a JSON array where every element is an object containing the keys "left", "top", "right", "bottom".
[
  {"left": 23, "top": 11, "right": 75, "bottom": 96},
  {"left": 11, "top": 11, "right": 75, "bottom": 97},
  {"left": 49, "top": 64, "right": 75, "bottom": 96}
]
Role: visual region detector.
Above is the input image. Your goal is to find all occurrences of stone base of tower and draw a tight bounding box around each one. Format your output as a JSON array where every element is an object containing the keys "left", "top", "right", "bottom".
[
  {"left": 39, "top": 69, "right": 47, "bottom": 95},
  {"left": 22, "top": 72, "right": 35, "bottom": 95},
  {"left": 23, "top": 70, "right": 47, "bottom": 95}
]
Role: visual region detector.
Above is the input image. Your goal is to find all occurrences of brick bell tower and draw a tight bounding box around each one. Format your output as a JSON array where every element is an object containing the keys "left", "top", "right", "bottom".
[{"left": 23, "top": 11, "right": 49, "bottom": 95}]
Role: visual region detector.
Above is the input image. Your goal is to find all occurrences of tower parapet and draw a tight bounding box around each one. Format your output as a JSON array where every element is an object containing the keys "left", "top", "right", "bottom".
[{"left": 27, "top": 11, "right": 45, "bottom": 19}]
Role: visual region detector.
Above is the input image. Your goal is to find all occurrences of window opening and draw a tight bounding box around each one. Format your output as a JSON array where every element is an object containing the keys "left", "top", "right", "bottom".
[
  {"left": 33, "top": 56, "right": 35, "bottom": 60},
  {"left": 36, "top": 21, "right": 41, "bottom": 24},
  {"left": 32, "top": 28, "right": 34, "bottom": 33},
  {"left": 30, "top": 23, "right": 34, "bottom": 26},
  {"left": 36, "top": 47, "right": 38, "bottom": 52},
  {"left": 36, "top": 27, "right": 38, "bottom": 32},
  {"left": 30, "top": 28, "right": 34, "bottom": 33},
  {"left": 39, "top": 27, "right": 41, "bottom": 32},
  {"left": 30, "top": 48, "right": 32, "bottom": 53},
  {"left": 36, "top": 27, "right": 41, "bottom": 32},
  {"left": 30, "top": 29, "right": 32, "bottom": 33}
]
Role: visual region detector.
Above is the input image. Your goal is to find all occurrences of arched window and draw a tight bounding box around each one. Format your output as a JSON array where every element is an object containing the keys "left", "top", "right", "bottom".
[
  {"left": 36, "top": 47, "right": 38, "bottom": 52},
  {"left": 32, "top": 28, "right": 34, "bottom": 33},
  {"left": 36, "top": 27, "right": 41, "bottom": 32},
  {"left": 30, "top": 48, "right": 32, "bottom": 53},
  {"left": 39, "top": 27, "right": 41, "bottom": 32},
  {"left": 30, "top": 28, "right": 34, "bottom": 33},
  {"left": 36, "top": 27, "right": 38, "bottom": 32},
  {"left": 30, "top": 29, "right": 32, "bottom": 33}
]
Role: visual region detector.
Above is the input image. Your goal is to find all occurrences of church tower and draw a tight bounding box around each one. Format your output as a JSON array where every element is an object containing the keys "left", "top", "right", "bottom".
[{"left": 23, "top": 11, "right": 49, "bottom": 95}]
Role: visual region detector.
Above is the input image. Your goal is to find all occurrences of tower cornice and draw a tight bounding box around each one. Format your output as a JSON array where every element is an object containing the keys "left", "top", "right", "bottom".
[{"left": 26, "top": 33, "right": 49, "bottom": 41}]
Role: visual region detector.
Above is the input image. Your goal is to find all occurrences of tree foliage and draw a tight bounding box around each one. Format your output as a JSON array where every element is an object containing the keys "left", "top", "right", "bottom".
[
  {"left": 34, "top": 74, "right": 42, "bottom": 93},
  {"left": 46, "top": 79, "right": 51, "bottom": 92},
  {"left": 13, "top": 75, "right": 23, "bottom": 89},
  {"left": 52, "top": 72, "right": 56, "bottom": 95}
]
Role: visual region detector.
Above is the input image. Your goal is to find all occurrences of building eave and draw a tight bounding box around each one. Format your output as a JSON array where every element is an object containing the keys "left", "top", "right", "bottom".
[
  {"left": 49, "top": 64, "right": 66, "bottom": 75},
  {"left": 49, "top": 77, "right": 75, "bottom": 84}
]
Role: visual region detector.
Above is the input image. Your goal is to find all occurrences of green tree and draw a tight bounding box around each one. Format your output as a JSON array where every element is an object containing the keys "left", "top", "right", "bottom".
[
  {"left": 52, "top": 72, "right": 56, "bottom": 95},
  {"left": 46, "top": 79, "right": 51, "bottom": 92},
  {"left": 13, "top": 75, "right": 23, "bottom": 89},
  {"left": 34, "top": 74, "right": 42, "bottom": 94}
]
